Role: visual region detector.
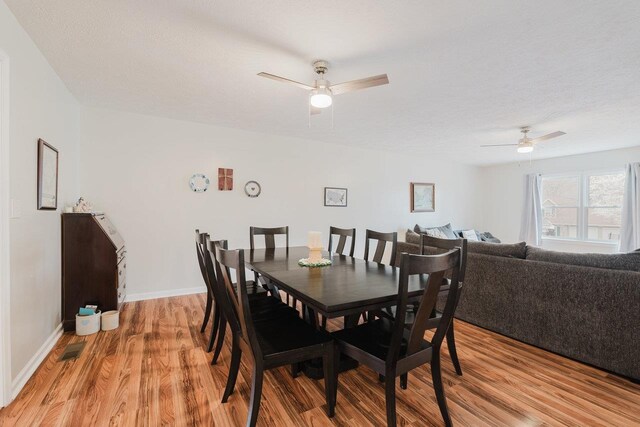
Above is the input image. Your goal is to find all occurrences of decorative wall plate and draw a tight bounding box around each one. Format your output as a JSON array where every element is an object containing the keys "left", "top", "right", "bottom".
[
  {"left": 189, "top": 174, "right": 210, "bottom": 192},
  {"left": 244, "top": 180, "right": 261, "bottom": 197}
]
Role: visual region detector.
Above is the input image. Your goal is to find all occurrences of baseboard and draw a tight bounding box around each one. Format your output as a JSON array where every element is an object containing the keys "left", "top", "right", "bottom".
[
  {"left": 11, "top": 322, "right": 63, "bottom": 400},
  {"left": 124, "top": 286, "right": 206, "bottom": 303}
]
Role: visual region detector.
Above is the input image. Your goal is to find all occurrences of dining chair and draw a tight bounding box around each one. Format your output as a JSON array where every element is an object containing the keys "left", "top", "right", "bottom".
[
  {"left": 195, "top": 230, "right": 219, "bottom": 352},
  {"left": 359, "top": 229, "right": 398, "bottom": 322},
  {"left": 317, "top": 226, "right": 357, "bottom": 329},
  {"left": 331, "top": 249, "right": 462, "bottom": 427},
  {"left": 212, "top": 244, "right": 338, "bottom": 427},
  {"left": 374, "top": 234, "right": 468, "bottom": 378},
  {"left": 420, "top": 234, "right": 468, "bottom": 376},
  {"left": 249, "top": 226, "right": 295, "bottom": 306},
  {"left": 364, "top": 229, "right": 398, "bottom": 266},
  {"left": 249, "top": 226, "right": 289, "bottom": 250},
  {"left": 328, "top": 226, "right": 356, "bottom": 257},
  {"left": 202, "top": 237, "right": 292, "bottom": 365}
]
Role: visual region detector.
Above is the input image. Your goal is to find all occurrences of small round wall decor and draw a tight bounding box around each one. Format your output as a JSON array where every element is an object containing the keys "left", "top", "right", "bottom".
[
  {"left": 244, "top": 180, "right": 261, "bottom": 198},
  {"left": 189, "top": 173, "right": 210, "bottom": 192}
]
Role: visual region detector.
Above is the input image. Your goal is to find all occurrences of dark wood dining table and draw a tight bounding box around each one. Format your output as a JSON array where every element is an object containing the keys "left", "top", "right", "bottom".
[{"left": 245, "top": 246, "right": 430, "bottom": 327}]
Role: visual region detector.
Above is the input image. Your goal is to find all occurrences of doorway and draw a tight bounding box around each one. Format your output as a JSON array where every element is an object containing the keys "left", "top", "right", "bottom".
[{"left": 0, "top": 50, "right": 11, "bottom": 407}]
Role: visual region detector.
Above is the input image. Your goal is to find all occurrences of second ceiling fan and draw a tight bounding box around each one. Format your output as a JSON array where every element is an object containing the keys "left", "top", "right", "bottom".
[
  {"left": 481, "top": 127, "right": 566, "bottom": 153},
  {"left": 258, "top": 60, "right": 389, "bottom": 115}
]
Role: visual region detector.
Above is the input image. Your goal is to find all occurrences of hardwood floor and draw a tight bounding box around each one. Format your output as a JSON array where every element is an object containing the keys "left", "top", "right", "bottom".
[{"left": 1, "top": 294, "right": 639, "bottom": 426}]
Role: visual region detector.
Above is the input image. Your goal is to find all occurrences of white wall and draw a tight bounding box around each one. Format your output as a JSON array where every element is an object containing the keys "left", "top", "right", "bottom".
[
  {"left": 78, "top": 106, "right": 483, "bottom": 296},
  {"left": 481, "top": 146, "right": 640, "bottom": 253},
  {"left": 0, "top": 1, "right": 80, "bottom": 381}
]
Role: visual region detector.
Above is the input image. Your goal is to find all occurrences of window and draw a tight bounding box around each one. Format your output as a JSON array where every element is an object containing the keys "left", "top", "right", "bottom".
[{"left": 541, "top": 171, "right": 625, "bottom": 243}]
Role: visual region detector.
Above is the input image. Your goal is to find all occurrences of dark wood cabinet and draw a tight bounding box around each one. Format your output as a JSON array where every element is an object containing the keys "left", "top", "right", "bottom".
[{"left": 61, "top": 213, "right": 126, "bottom": 331}]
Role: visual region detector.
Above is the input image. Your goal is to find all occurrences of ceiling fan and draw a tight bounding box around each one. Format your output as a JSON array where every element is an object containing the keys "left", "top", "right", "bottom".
[
  {"left": 258, "top": 60, "right": 389, "bottom": 114},
  {"left": 481, "top": 127, "right": 566, "bottom": 153}
]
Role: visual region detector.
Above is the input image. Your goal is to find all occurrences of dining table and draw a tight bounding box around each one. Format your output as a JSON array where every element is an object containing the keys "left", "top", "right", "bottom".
[{"left": 245, "top": 246, "right": 431, "bottom": 378}]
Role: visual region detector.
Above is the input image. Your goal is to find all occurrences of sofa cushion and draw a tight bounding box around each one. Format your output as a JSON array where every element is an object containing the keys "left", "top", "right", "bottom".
[
  {"left": 467, "top": 241, "right": 527, "bottom": 259},
  {"left": 414, "top": 223, "right": 458, "bottom": 239},
  {"left": 405, "top": 229, "right": 421, "bottom": 245},
  {"left": 526, "top": 246, "right": 640, "bottom": 272}
]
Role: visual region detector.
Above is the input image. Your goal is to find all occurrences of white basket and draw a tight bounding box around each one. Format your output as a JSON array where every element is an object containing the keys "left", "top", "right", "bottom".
[
  {"left": 101, "top": 310, "right": 120, "bottom": 331},
  {"left": 75, "top": 310, "right": 101, "bottom": 336}
]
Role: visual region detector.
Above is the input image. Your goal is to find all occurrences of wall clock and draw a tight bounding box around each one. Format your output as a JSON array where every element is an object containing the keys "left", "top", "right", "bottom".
[
  {"left": 244, "top": 180, "right": 261, "bottom": 198},
  {"left": 189, "top": 173, "right": 210, "bottom": 192}
]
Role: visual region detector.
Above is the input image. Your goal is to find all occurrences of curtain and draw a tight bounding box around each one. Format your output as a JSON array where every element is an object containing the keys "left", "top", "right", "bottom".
[
  {"left": 519, "top": 173, "right": 543, "bottom": 246},
  {"left": 620, "top": 163, "right": 640, "bottom": 252}
]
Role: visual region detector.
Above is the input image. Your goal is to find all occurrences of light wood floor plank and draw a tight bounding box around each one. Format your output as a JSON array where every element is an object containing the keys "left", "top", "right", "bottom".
[{"left": 1, "top": 294, "right": 639, "bottom": 426}]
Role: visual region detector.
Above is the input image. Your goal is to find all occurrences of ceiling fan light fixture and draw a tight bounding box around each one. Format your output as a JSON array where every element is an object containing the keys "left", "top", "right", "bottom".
[
  {"left": 310, "top": 87, "right": 333, "bottom": 108},
  {"left": 517, "top": 143, "right": 534, "bottom": 154}
]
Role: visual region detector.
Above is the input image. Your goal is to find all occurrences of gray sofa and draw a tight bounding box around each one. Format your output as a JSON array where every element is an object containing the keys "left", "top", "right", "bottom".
[{"left": 397, "top": 235, "right": 640, "bottom": 381}]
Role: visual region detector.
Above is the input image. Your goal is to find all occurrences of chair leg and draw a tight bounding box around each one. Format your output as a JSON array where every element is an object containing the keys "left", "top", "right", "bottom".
[
  {"left": 400, "top": 373, "right": 408, "bottom": 390},
  {"left": 207, "top": 306, "right": 220, "bottom": 352},
  {"left": 321, "top": 316, "right": 327, "bottom": 330},
  {"left": 431, "top": 352, "right": 452, "bottom": 427},
  {"left": 222, "top": 333, "right": 241, "bottom": 403},
  {"left": 247, "top": 362, "right": 265, "bottom": 427},
  {"left": 446, "top": 322, "right": 463, "bottom": 376},
  {"left": 384, "top": 371, "right": 397, "bottom": 427},
  {"left": 323, "top": 345, "right": 337, "bottom": 417},
  {"left": 290, "top": 363, "right": 300, "bottom": 378},
  {"left": 332, "top": 345, "right": 340, "bottom": 404},
  {"left": 211, "top": 316, "right": 227, "bottom": 365},
  {"left": 201, "top": 292, "right": 212, "bottom": 333}
]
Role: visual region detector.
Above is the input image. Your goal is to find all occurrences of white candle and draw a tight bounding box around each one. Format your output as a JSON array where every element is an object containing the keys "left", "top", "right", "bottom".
[{"left": 308, "top": 231, "right": 322, "bottom": 249}]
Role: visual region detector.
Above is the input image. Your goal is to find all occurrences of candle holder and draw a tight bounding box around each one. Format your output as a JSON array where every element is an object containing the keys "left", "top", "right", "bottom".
[
  {"left": 307, "top": 245, "right": 323, "bottom": 263},
  {"left": 299, "top": 231, "right": 332, "bottom": 267}
]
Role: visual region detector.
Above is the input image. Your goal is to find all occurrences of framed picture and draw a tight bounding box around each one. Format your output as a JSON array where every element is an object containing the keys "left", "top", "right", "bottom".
[
  {"left": 324, "top": 187, "right": 347, "bottom": 207},
  {"left": 37, "top": 139, "right": 59, "bottom": 210},
  {"left": 218, "top": 168, "right": 233, "bottom": 190},
  {"left": 410, "top": 182, "right": 435, "bottom": 212}
]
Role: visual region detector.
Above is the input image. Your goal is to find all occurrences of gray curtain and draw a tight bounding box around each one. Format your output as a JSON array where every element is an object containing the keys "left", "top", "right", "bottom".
[
  {"left": 620, "top": 163, "right": 640, "bottom": 252},
  {"left": 519, "top": 173, "right": 542, "bottom": 246}
]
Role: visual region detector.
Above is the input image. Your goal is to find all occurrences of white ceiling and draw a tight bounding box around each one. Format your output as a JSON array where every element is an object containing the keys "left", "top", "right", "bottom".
[{"left": 6, "top": 0, "right": 640, "bottom": 165}]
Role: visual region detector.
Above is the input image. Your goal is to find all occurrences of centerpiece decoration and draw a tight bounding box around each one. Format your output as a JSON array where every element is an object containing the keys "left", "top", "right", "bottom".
[{"left": 299, "top": 231, "right": 332, "bottom": 267}]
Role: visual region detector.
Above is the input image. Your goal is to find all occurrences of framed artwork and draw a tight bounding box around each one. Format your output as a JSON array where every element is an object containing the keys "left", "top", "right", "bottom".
[
  {"left": 218, "top": 168, "right": 233, "bottom": 190},
  {"left": 410, "top": 182, "right": 435, "bottom": 212},
  {"left": 324, "top": 187, "right": 347, "bottom": 207},
  {"left": 37, "top": 139, "right": 59, "bottom": 210}
]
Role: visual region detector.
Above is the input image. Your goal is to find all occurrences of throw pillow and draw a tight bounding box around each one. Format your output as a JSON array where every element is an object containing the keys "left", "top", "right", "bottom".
[
  {"left": 462, "top": 229, "right": 480, "bottom": 241},
  {"left": 405, "top": 229, "right": 421, "bottom": 245},
  {"left": 424, "top": 228, "right": 448, "bottom": 239},
  {"left": 414, "top": 223, "right": 458, "bottom": 239}
]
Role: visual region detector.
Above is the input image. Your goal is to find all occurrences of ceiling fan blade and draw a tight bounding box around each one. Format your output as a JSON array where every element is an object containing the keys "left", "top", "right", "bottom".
[
  {"left": 530, "top": 131, "right": 566, "bottom": 143},
  {"left": 310, "top": 105, "right": 322, "bottom": 115},
  {"left": 329, "top": 74, "right": 389, "bottom": 95},
  {"left": 257, "top": 72, "right": 314, "bottom": 90},
  {"left": 480, "top": 144, "right": 519, "bottom": 147}
]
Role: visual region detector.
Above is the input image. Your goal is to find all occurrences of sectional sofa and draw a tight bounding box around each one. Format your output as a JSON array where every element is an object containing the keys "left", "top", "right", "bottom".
[{"left": 396, "top": 232, "right": 640, "bottom": 381}]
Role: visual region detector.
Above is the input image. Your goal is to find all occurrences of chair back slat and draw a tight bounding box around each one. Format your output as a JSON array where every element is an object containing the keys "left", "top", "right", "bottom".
[
  {"left": 195, "top": 230, "right": 214, "bottom": 298},
  {"left": 420, "top": 235, "right": 468, "bottom": 282},
  {"left": 195, "top": 230, "right": 208, "bottom": 283},
  {"left": 212, "top": 245, "right": 262, "bottom": 359},
  {"left": 250, "top": 226, "right": 289, "bottom": 249},
  {"left": 364, "top": 229, "right": 397, "bottom": 265},
  {"left": 387, "top": 249, "right": 461, "bottom": 365},
  {"left": 336, "top": 235, "right": 347, "bottom": 254},
  {"left": 328, "top": 226, "right": 356, "bottom": 257},
  {"left": 203, "top": 238, "right": 240, "bottom": 330},
  {"left": 373, "top": 239, "right": 386, "bottom": 263}
]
